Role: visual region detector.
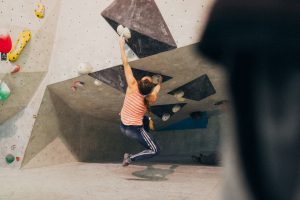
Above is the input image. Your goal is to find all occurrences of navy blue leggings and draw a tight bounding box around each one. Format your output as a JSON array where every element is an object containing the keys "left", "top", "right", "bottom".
[{"left": 120, "top": 117, "right": 160, "bottom": 161}]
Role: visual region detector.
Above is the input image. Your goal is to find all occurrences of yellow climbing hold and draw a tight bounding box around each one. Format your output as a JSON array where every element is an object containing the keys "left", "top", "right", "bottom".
[
  {"left": 35, "top": 3, "right": 45, "bottom": 19},
  {"left": 7, "top": 29, "right": 31, "bottom": 62}
]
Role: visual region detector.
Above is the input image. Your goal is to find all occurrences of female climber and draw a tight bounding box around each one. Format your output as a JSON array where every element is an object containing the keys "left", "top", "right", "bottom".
[{"left": 119, "top": 35, "right": 161, "bottom": 166}]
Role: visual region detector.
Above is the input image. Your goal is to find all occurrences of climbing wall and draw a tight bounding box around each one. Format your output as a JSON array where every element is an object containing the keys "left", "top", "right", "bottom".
[
  {"left": 22, "top": 43, "right": 227, "bottom": 167},
  {"left": 0, "top": 0, "right": 217, "bottom": 168},
  {"left": 0, "top": 0, "right": 62, "bottom": 167}
]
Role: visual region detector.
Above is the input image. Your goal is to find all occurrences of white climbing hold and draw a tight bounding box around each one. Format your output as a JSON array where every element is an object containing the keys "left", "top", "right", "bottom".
[
  {"left": 174, "top": 90, "right": 184, "bottom": 98},
  {"left": 94, "top": 79, "right": 102, "bottom": 86},
  {"left": 162, "top": 113, "right": 171, "bottom": 121},
  {"left": 177, "top": 97, "right": 185, "bottom": 102},
  {"left": 152, "top": 75, "right": 163, "bottom": 85},
  {"left": 78, "top": 62, "right": 93, "bottom": 75},
  {"left": 172, "top": 105, "right": 181, "bottom": 113},
  {"left": 117, "top": 25, "right": 131, "bottom": 39},
  {"left": 123, "top": 27, "right": 131, "bottom": 39},
  {"left": 117, "top": 25, "right": 124, "bottom": 36}
]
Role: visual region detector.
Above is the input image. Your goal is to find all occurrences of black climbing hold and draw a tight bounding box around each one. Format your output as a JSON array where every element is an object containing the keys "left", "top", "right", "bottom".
[{"left": 89, "top": 65, "right": 172, "bottom": 93}]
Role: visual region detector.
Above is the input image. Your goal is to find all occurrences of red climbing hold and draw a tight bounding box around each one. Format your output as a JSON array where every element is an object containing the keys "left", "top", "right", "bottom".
[{"left": 0, "top": 30, "right": 12, "bottom": 54}]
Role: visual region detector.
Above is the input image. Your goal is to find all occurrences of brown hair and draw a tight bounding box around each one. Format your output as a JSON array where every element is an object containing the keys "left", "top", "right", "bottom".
[{"left": 138, "top": 79, "right": 156, "bottom": 130}]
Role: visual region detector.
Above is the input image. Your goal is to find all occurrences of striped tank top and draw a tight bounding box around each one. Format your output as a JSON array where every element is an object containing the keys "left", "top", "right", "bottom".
[{"left": 121, "top": 90, "right": 146, "bottom": 125}]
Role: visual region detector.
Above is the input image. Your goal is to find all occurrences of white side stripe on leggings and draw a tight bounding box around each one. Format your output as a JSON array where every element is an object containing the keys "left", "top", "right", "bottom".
[
  {"left": 140, "top": 128, "right": 155, "bottom": 151},
  {"left": 130, "top": 128, "right": 157, "bottom": 159},
  {"left": 130, "top": 149, "right": 155, "bottom": 159},
  {"left": 130, "top": 130, "right": 156, "bottom": 159},
  {"left": 141, "top": 129, "right": 157, "bottom": 152}
]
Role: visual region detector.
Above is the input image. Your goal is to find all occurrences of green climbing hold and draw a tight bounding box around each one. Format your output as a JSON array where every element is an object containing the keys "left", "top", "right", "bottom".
[
  {"left": 5, "top": 154, "right": 15, "bottom": 164},
  {"left": 0, "top": 81, "right": 11, "bottom": 101}
]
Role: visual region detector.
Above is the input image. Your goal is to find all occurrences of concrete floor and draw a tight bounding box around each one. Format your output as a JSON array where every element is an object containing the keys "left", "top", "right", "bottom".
[{"left": 0, "top": 162, "right": 222, "bottom": 200}]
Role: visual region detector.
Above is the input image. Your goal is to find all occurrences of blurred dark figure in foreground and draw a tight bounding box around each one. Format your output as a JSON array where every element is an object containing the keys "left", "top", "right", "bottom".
[{"left": 198, "top": 0, "right": 300, "bottom": 200}]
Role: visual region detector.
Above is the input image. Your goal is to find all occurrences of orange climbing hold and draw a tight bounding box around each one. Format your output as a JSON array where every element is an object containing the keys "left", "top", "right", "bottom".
[
  {"left": 11, "top": 65, "right": 21, "bottom": 74},
  {"left": 71, "top": 81, "right": 85, "bottom": 92}
]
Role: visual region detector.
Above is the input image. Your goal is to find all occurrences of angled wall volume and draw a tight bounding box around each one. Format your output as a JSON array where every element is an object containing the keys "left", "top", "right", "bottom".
[
  {"left": 22, "top": 87, "right": 143, "bottom": 168},
  {"left": 21, "top": 88, "right": 81, "bottom": 168},
  {"left": 0, "top": 72, "right": 45, "bottom": 124},
  {"left": 149, "top": 115, "right": 221, "bottom": 164},
  {"left": 101, "top": 0, "right": 177, "bottom": 58},
  {"left": 168, "top": 74, "right": 216, "bottom": 101},
  {"left": 89, "top": 65, "right": 172, "bottom": 93},
  {"left": 159, "top": 116, "right": 209, "bottom": 131}
]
